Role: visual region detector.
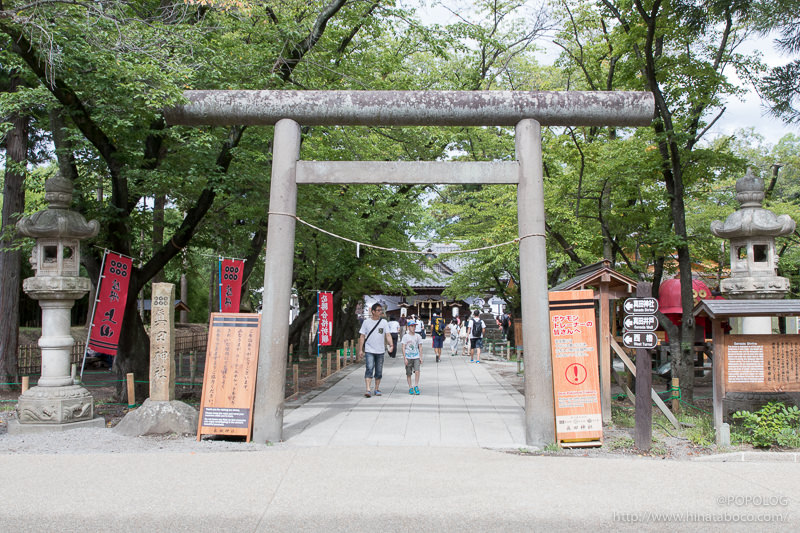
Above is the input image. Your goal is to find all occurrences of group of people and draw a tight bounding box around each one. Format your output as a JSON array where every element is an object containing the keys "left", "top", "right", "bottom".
[{"left": 357, "top": 303, "right": 493, "bottom": 398}]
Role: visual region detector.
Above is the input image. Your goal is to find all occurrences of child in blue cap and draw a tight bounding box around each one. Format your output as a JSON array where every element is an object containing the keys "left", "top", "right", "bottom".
[{"left": 401, "top": 321, "right": 423, "bottom": 394}]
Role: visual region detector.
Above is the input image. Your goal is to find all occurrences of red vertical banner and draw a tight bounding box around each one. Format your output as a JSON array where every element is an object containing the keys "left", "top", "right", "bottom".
[
  {"left": 88, "top": 252, "right": 133, "bottom": 356},
  {"left": 549, "top": 290, "right": 603, "bottom": 447},
  {"left": 220, "top": 259, "right": 244, "bottom": 313},
  {"left": 318, "top": 291, "right": 333, "bottom": 346}
]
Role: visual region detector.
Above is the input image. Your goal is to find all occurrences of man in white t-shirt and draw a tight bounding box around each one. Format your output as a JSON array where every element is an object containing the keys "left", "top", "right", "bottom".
[
  {"left": 467, "top": 309, "right": 486, "bottom": 363},
  {"left": 358, "top": 303, "right": 394, "bottom": 397}
]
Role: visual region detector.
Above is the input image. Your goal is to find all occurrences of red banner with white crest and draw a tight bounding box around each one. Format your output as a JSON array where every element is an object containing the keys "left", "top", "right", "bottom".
[
  {"left": 220, "top": 259, "right": 244, "bottom": 313},
  {"left": 88, "top": 252, "right": 132, "bottom": 356},
  {"left": 318, "top": 291, "right": 333, "bottom": 346}
]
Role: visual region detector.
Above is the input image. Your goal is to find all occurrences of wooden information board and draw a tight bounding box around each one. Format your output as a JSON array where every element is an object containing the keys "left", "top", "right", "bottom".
[
  {"left": 197, "top": 313, "right": 261, "bottom": 441},
  {"left": 549, "top": 290, "right": 603, "bottom": 447},
  {"left": 724, "top": 334, "right": 800, "bottom": 393}
]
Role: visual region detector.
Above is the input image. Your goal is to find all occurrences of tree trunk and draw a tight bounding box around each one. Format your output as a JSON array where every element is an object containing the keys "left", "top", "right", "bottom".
[
  {"left": 208, "top": 262, "right": 217, "bottom": 315},
  {"left": 0, "top": 73, "right": 28, "bottom": 390},
  {"left": 113, "top": 283, "right": 151, "bottom": 402}
]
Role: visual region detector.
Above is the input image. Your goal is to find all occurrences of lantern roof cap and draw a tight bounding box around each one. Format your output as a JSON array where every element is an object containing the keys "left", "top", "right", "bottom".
[
  {"left": 710, "top": 168, "right": 795, "bottom": 239},
  {"left": 735, "top": 168, "right": 765, "bottom": 208},
  {"left": 16, "top": 170, "right": 99, "bottom": 240}
]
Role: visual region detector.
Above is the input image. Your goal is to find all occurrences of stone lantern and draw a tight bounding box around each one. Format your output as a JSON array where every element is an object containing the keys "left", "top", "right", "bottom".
[
  {"left": 9, "top": 171, "right": 104, "bottom": 433},
  {"left": 710, "top": 168, "right": 796, "bottom": 333}
]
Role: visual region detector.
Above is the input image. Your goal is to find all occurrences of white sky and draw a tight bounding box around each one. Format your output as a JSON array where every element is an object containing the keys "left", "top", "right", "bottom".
[{"left": 411, "top": 0, "right": 798, "bottom": 146}]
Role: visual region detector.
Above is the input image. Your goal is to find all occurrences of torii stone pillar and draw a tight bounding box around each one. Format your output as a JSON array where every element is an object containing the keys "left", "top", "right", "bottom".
[
  {"left": 516, "top": 119, "right": 553, "bottom": 445},
  {"left": 165, "top": 90, "right": 654, "bottom": 446}
]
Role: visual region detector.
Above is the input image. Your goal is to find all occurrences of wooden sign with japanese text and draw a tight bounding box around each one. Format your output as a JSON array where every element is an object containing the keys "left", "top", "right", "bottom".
[
  {"left": 724, "top": 334, "right": 800, "bottom": 392},
  {"left": 549, "top": 290, "right": 603, "bottom": 447},
  {"left": 197, "top": 313, "right": 261, "bottom": 441}
]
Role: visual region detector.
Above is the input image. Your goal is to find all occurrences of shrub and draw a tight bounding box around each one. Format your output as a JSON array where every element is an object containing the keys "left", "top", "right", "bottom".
[{"left": 732, "top": 402, "right": 800, "bottom": 448}]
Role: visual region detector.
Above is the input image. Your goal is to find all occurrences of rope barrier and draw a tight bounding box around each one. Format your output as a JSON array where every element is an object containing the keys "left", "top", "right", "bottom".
[
  {"left": 679, "top": 400, "right": 711, "bottom": 414},
  {"left": 269, "top": 211, "right": 545, "bottom": 255}
]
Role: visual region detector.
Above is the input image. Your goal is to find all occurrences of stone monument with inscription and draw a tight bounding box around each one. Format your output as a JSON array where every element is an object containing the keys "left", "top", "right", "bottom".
[
  {"left": 114, "top": 283, "right": 197, "bottom": 436},
  {"left": 149, "top": 283, "right": 176, "bottom": 401},
  {"left": 8, "top": 171, "right": 105, "bottom": 434}
]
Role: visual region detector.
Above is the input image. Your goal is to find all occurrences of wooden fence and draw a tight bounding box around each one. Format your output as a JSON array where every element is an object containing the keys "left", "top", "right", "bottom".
[
  {"left": 17, "top": 332, "right": 209, "bottom": 376},
  {"left": 17, "top": 342, "right": 86, "bottom": 375}
]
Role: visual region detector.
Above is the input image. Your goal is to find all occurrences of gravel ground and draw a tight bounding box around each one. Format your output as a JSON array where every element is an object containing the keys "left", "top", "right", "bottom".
[
  {"left": 0, "top": 353, "right": 722, "bottom": 458},
  {"left": 0, "top": 409, "right": 266, "bottom": 455}
]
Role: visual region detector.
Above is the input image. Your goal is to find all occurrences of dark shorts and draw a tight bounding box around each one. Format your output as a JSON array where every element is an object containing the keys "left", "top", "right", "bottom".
[
  {"left": 470, "top": 338, "right": 484, "bottom": 349},
  {"left": 432, "top": 334, "right": 444, "bottom": 348}
]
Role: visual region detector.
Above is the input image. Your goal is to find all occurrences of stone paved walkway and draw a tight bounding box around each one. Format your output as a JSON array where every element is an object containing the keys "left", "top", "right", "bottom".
[{"left": 283, "top": 351, "right": 527, "bottom": 448}]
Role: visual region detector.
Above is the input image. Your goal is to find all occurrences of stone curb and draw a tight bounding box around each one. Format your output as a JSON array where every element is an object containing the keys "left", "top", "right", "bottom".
[{"left": 695, "top": 451, "right": 800, "bottom": 463}]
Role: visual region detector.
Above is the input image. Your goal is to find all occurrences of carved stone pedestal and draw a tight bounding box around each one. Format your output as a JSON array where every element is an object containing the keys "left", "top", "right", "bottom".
[{"left": 9, "top": 385, "right": 105, "bottom": 434}]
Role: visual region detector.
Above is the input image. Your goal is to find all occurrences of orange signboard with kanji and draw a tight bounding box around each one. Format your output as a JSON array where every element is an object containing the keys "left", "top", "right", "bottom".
[
  {"left": 197, "top": 313, "right": 261, "bottom": 441},
  {"left": 549, "top": 290, "right": 603, "bottom": 447}
]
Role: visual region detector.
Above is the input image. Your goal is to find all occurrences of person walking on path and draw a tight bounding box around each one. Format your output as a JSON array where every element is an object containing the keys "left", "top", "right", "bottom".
[
  {"left": 467, "top": 310, "right": 486, "bottom": 363},
  {"left": 401, "top": 321, "right": 423, "bottom": 395},
  {"left": 415, "top": 316, "right": 426, "bottom": 339},
  {"left": 358, "top": 303, "right": 394, "bottom": 397},
  {"left": 499, "top": 311, "right": 511, "bottom": 341},
  {"left": 431, "top": 312, "right": 446, "bottom": 363},
  {"left": 459, "top": 320, "right": 469, "bottom": 356},
  {"left": 447, "top": 318, "right": 460, "bottom": 356},
  {"left": 387, "top": 315, "right": 400, "bottom": 358}
]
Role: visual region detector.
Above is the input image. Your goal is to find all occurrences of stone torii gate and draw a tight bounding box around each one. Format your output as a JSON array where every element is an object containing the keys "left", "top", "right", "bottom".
[{"left": 165, "top": 90, "right": 654, "bottom": 446}]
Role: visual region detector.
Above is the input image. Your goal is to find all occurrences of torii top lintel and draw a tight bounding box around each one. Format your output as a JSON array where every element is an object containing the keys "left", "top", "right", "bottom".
[{"left": 165, "top": 90, "right": 654, "bottom": 128}]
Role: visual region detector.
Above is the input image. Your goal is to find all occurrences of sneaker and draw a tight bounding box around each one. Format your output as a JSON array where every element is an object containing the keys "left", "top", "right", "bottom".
[
  {"left": 374, "top": 390, "right": 382, "bottom": 396},
  {"left": 475, "top": 360, "right": 480, "bottom": 364},
  {"left": 414, "top": 386, "right": 420, "bottom": 395},
  {"left": 409, "top": 387, "right": 414, "bottom": 395},
  {"left": 364, "top": 391, "right": 371, "bottom": 398},
  {"left": 469, "top": 359, "right": 474, "bottom": 363}
]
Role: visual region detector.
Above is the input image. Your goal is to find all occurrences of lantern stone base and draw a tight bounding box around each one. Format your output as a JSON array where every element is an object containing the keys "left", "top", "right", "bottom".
[
  {"left": 13, "top": 384, "right": 98, "bottom": 426},
  {"left": 7, "top": 416, "right": 106, "bottom": 434}
]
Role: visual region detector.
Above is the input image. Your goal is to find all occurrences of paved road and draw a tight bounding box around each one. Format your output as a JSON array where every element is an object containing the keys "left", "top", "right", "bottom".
[
  {"left": 2, "top": 353, "right": 799, "bottom": 531},
  {"left": 1, "top": 447, "right": 798, "bottom": 531}
]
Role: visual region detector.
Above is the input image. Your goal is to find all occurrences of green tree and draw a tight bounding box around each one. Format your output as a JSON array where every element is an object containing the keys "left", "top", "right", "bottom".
[
  {"left": 0, "top": 0, "right": 430, "bottom": 398},
  {"left": 549, "top": 0, "right": 762, "bottom": 400},
  {"left": 752, "top": 0, "right": 800, "bottom": 123}
]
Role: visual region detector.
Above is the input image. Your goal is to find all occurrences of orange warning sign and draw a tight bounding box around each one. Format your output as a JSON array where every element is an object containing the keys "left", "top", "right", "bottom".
[
  {"left": 549, "top": 290, "right": 603, "bottom": 447},
  {"left": 197, "top": 313, "right": 261, "bottom": 442}
]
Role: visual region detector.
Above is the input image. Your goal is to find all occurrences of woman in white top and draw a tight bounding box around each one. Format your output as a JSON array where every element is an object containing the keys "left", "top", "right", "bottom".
[
  {"left": 387, "top": 316, "right": 400, "bottom": 358},
  {"left": 447, "top": 318, "right": 460, "bottom": 356}
]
